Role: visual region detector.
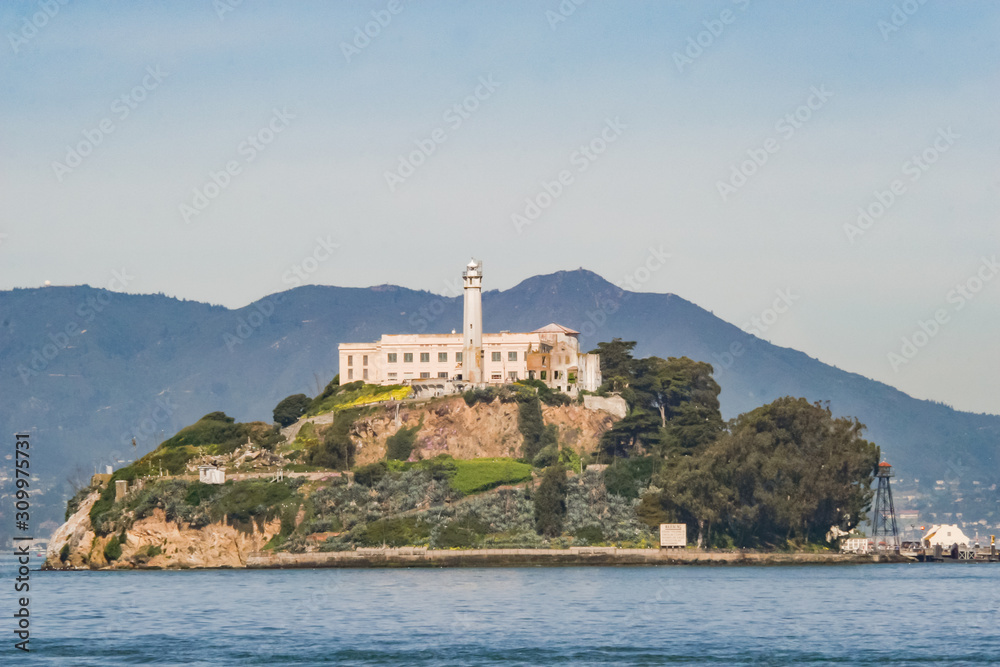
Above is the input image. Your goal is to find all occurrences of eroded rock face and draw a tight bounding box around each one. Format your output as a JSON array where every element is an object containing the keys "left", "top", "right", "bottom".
[
  {"left": 350, "top": 396, "right": 617, "bottom": 464},
  {"left": 46, "top": 490, "right": 100, "bottom": 569},
  {"left": 46, "top": 497, "right": 280, "bottom": 571}
]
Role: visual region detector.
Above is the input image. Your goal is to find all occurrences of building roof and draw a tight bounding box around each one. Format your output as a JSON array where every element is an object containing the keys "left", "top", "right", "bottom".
[{"left": 532, "top": 323, "right": 580, "bottom": 335}]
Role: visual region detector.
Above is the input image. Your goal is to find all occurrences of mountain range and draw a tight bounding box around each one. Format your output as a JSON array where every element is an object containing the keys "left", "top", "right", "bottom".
[{"left": 2, "top": 269, "right": 997, "bottom": 530}]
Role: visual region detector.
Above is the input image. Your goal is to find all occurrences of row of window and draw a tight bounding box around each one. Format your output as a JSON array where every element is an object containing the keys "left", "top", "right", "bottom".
[
  {"left": 350, "top": 351, "right": 574, "bottom": 367},
  {"left": 347, "top": 368, "right": 575, "bottom": 384},
  {"left": 386, "top": 351, "right": 464, "bottom": 363}
]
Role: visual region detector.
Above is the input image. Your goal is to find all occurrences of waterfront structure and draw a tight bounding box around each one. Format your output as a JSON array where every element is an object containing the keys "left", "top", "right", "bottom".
[
  {"left": 338, "top": 260, "right": 601, "bottom": 394},
  {"left": 871, "top": 461, "right": 900, "bottom": 552},
  {"left": 839, "top": 536, "right": 873, "bottom": 554},
  {"left": 922, "top": 524, "right": 970, "bottom": 548}
]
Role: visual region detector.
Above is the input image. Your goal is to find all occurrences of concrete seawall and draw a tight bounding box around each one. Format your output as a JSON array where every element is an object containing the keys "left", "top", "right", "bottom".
[{"left": 246, "top": 548, "right": 896, "bottom": 569}]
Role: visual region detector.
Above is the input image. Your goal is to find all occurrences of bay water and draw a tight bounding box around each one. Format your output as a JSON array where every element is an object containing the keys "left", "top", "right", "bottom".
[{"left": 4, "top": 558, "right": 999, "bottom": 665}]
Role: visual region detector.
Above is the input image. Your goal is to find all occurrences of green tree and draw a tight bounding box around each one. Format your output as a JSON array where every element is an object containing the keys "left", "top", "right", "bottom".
[
  {"left": 534, "top": 464, "right": 568, "bottom": 537},
  {"left": 656, "top": 397, "right": 880, "bottom": 548},
  {"left": 273, "top": 393, "right": 311, "bottom": 427},
  {"left": 518, "top": 396, "right": 551, "bottom": 460},
  {"left": 386, "top": 424, "right": 420, "bottom": 461},
  {"left": 308, "top": 408, "right": 359, "bottom": 470},
  {"left": 590, "top": 338, "right": 637, "bottom": 392},
  {"left": 632, "top": 356, "right": 723, "bottom": 453}
]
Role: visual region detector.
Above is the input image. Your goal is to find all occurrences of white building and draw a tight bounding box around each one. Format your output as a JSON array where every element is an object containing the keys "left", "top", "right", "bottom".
[
  {"left": 922, "top": 524, "right": 970, "bottom": 548},
  {"left": 840, "top": 536, "right": 873, "bottom": 554},
  {"left": 338, "top": 260, "right": 602, "bottom": 394},
  {"left": 198, "top": 465, "right": 226, "bottom": 485}
]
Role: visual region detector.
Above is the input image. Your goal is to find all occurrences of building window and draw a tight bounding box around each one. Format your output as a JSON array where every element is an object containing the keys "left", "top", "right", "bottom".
[
  {"left": 542, "top": 356, "right": 547, "bottom": 367},
  {"left": 528, "top": 370, "right": 535, "bottom": 380},
  {"left": 508, "top": 351, "right": 517, "bottom": 361},
  {"left": 363, "top": 369, "right": 368, "bottom": 380},
  {"left": 568, "top": 372, "right": 577, "bottom": 384},
  {"left": 347, "top": 355, "right": 353, "bottom": 367},
  {"left": 420, "top": 352, "right": 430, "bottom": 363},
  {"left": 491, "top": 351, "right": 501, "bottom": 362},
  {"left": 508, "top": 371, "right": 518, "bottom": 381},
  {"left": 420, "top": 372, "right": 431, "bottom": 379},
  {"left": 388, "top": 372, "right": 397, "bottom": 380},
  {"left": 348, "top": 369, "right": 354, "bottom": 380},
  {"left": 438, "top": 352, "right": 447, "bottom": 362},
  {"left": 363, "top": 355, "right": 368, "bottom": 366},
  {"left": 540, "top": 370, "right": 547, "bottom": 380},
  {"left": 491, "top": 373, "right": 502, "bottom": 380},
  {"left": 387, "top": 353, "right": 397, "bottom": 363},
  {"left": 404, "top": 353, "right": 413, "bottom": 363},
  {"left": 456, "top": 352, "right": 463, "bottom": 363},
  {"left": 437, "top": 372, "right": 448, "bottom": 379},
  {"left": 553, "top": 370, "right": 561, "bottom": 380}
]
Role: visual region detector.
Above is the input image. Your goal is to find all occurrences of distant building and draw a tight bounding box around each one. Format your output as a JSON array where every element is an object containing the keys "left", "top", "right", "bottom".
[
  {"left": 338, "top": 260, "right": 602, "bottom": 394},
  {"left": 198, "top": 465, "right": 226, "bottom": 485},
  {"left": 840, "top": 536, "right": 873, "bottom": 554},
  {"left": 922, "top": 524, "right": 970, "bottom": 548}
]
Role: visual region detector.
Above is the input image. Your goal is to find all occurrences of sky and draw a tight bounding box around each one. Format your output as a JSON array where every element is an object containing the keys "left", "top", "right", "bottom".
[{"left": 2, "top": 0, "right": 998, "bottom": 415}]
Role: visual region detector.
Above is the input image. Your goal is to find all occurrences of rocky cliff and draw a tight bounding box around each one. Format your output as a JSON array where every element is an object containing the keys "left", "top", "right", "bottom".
[
  {"left": 46, "top": 487, "right": 280, "bottom": 570},
  {"left": 349, "top": 396, "right": 619, "bottom": 465}
]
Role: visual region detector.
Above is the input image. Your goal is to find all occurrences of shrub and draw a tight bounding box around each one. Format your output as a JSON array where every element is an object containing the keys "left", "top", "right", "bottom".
[
  {"left": 354, "top": 461, "right": 389, "bottom": 487},
  {"left": 532, "top": 444, "right": 559, "bottom": 469},
  {"left": 184, "top": 481, "right": 221, "bottom": 506},
  {"left": 292, "top": 422, "right": 318, "bottom": 450},
  {"left": 66, "top": 485, "right": 94, "bottom": 520},
  {"left": 603, "top": 457, "right": 656, "bottom": 499},
  {"left": 273, "top": 394, "right": 311, "bottom": 427},
  {"left": 433, "top": 516, "right": 488, "bottom": 549},
  {"left": 210, "top": 480, "right": 297, "bottom": 533},
  {"left": 103, "top": 535, "right": 122, "bottom": 561},
  {"left": 386, "top": 424, "right": 420, "bottom": 461},
  {"left": 352, "top": 516, "right": 431, "bottom": 547},
  {"left": 534, "top": 465, "right": 567, "bottom": 537},
  {"left": 307, "top": 408, "right": 358, "bottom": 469},
  {"left": 575, "top": 525, "right": 605, "bottom": 544}
]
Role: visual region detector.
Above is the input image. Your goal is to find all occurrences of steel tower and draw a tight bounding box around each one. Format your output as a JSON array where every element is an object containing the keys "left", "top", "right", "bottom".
[{"left": 871, "top": 461, "right": 899, "bottom": 552}]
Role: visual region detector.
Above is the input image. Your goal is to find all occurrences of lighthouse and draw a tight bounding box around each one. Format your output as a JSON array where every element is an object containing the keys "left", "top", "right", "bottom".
[{"left": 462, "top": 259, "right": 483, "bottom": 384}]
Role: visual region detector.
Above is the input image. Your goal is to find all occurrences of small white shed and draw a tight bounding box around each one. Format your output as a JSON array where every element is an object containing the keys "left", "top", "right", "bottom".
[{"left": 198, "top": 465, "right": 226, "bottom": 485}]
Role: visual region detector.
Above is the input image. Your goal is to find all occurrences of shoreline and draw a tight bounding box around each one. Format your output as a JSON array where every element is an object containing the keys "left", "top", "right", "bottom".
[{"left": 241, "top": 547, "right": 907, "bottom": 569}]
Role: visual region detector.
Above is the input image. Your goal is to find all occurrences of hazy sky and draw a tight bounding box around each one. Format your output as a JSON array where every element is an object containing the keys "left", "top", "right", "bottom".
[{"left": 2, "top": 1, "right": 998, "bottom": 415}]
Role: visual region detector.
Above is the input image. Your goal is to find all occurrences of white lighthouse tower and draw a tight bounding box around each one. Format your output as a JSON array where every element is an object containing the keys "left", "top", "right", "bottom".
[{"left": 462, "top": 258, "right": 484, "bottom": 384}]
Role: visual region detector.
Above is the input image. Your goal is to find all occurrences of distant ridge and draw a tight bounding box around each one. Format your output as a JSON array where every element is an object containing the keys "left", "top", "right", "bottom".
[{"left": 2, "top": 270, "right": 997, "bottom": 529}]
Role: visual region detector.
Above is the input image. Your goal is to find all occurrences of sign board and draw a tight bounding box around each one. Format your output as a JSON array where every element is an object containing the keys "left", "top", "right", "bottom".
[{"left": 659, "top": 523, "right": 686, "bottom": 548}]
